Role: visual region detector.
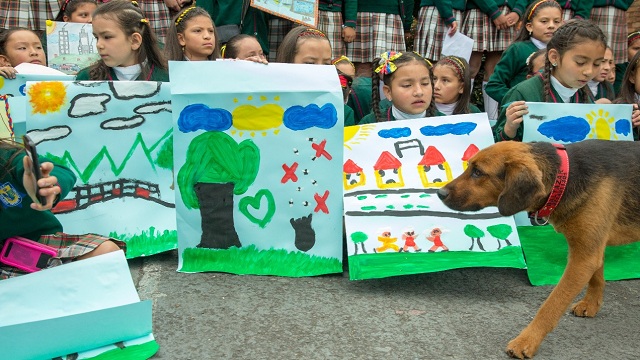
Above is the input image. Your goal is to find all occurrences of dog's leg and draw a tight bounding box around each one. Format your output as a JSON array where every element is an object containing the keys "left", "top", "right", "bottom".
[
  {"left": 571, "top": 261, "right": 605, "bottom": 317},
  {"left": 506, "top": 245, "right": 604, "bottom": 359}
]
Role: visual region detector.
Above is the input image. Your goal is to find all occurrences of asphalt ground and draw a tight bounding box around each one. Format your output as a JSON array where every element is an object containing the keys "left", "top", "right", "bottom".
[{"left": 129, "top": 250, "right": 640, "bottom": 360}]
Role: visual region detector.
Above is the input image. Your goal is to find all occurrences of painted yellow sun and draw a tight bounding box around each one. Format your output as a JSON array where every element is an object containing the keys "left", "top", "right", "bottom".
[
  {"left": 343, "top": 124, "right": 375, "bottom": 150},
  {"left": 586, "top": 109, "right": 616, "bottom": 140},
  {"left": 28, "top": 81, "right": 67, "bottom": 114},
  {"left": 230, "top": 95, "right": 283, "bottom": 137}
]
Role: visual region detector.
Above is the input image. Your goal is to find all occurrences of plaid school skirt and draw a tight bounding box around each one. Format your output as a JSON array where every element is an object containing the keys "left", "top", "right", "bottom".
[
  {"left": 317, "top": 10, "right": 346, "bottom": 59},
  {"left": 138, "top": 0, "right": 172, "bottom": 44},
  {"left": 415, "top": 7, "right": 464, "bottom": 61},
  {"left": 346, "top": 12, "right": 406, "bottom": 63},
  {"left": 0, "top": 233, "right": 126, "bottom": 280},
  {"left": 591, "top": 6, "right": 628, "bottom": 64},
  {"left": 0, "top": 0, "right": 59, "bottom": 30},
  {"left": 461, "top": 7, "right": 514, "bottom": 53},
  {"left": 562, "top": 9, "right": 574, "bottom": 22},
  {"left": 268, "top": 18, "right": 296, "bottom": 62}
]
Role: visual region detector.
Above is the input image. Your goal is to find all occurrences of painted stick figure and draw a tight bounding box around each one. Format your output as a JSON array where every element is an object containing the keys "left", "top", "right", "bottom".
[
  {"left": 400, "top": 227, "right": 421, "bottom": 252},
  {"left": 426, "top": 227, "right": 449, "bottom": 252},
  {"left": 374, "top": 227, "right": 399, "bottom": 253}
]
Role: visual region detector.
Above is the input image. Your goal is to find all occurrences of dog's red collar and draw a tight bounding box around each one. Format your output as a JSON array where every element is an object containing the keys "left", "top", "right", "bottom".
[{"left": 530, "top": 144, "right": 569, "bottom": 220}]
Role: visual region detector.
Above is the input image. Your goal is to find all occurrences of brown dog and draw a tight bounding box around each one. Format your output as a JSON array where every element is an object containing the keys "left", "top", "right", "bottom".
[{"left": 437, "top": 139, "right": 640, "bottom": 359}]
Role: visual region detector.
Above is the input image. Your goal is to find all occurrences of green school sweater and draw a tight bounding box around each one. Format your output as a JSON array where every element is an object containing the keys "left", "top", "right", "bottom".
[
  {"left": 493, "top": 75, "right": 593, "bottom": 142},
  {"left": 319, "top": 0, "right": 358, "bottom": 28},
  {"left": 486, "top": 40, "right": 539, "bottom": 104},
  {"left": 466, "top": 0, "right": 528, "bottom": 20},
  {"left": 356, "top": 0, "right": 415, "bottom": 31},
  {"left": 75, "top": 66, "right": 170, "bottom": 81},
  {"left": 344, "top": 104, "right": 356, "bottom": 126},
  {"left": 418, "top": 0, "right": 466, "bottom": 25},
  {"left": 359, "top": 100, "right": 445, "bottom": 124},
  {"left": 0, "top": 149, "right": 76, "bottom": 241},
  {"left": 347, "top": 76, "right": 373, "bottom": 123},
  {"left": 200, "top": 0, "right": 270, "bottom": 54},
  {"left": 614, "top": 62, "right": 628, "bottom": 96},
  {"left": 591, "top": 0, "right": 632, "bottom": 10}
]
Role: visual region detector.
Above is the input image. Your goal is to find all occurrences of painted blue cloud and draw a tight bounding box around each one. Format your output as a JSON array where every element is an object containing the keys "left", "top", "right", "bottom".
[
  {"left": 419, "top": 122, "right": 477, "bottom": 136},
  {"left": 177, "top": 103, "right": 232, "bottom": 133},
  {"left": 538, "top": 116, "right": 589, "bottom": 142},
  {"left": 283, "top": 103, "right": 338, "bottom": 130},
  {"left": 615, "top": 119, "right": 631, "bottom": 136},
  {"left": 378, "top": 127, "right": 411, "bottom": 138}
]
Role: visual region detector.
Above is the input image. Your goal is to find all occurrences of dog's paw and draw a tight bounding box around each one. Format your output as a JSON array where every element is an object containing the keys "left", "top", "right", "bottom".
[
  {"left": 571, "top": 299, "right": 601, "bottom": 318},
  {"left": 506, "top": 335, "right": 540, "bottom": 359}
]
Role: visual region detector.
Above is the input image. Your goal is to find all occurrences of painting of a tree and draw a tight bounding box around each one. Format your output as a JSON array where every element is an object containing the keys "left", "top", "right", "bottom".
[
  {"left": 487, "top": 224, "right": 513, "bottom": 250},
  {"left": 464, "top": 224, "right": 485, "bottom": 251},
  {"left": 155, "top": 134, "right": 174, "bottom": 189},
  {"left": 178, "top": 131, "right": 260, "bottom": 249}
]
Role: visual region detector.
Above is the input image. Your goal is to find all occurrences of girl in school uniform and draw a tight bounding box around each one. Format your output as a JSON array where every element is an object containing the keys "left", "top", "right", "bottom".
[
  {"left": 0, "top": 28, "right": 47, "bottom": 79},
  {"left": 613, "top": 51, "right": 640, "bottom": 140},
  {"left": 221, "top": 34, "right": 268, "bottom": 63},
  {"left": 164, "top": 6, "right": 221, "bottom": 61},
  {"left": 54, "top": 0, "right": 97, "bottom": 23},
  {"left": 359, "top": 51, "right": 441, "bottom": 124},
  {"left": 346, "top": 0, "right": 414, "bottom": 77},
  {"left": 414, "top": 0, "right": 466, "bottom": 62},
  {"left": 332, "top": 56, "right": 357, "bottom": 126},
  {"left": 0, "top": 138, "right": 124, "bottom": 279},
  {"left": 588, "top": 46, "right": 616, "bottom": 103},
  {"left": 75, "top": 0, "right": 169, "bottom": 81},
  {"left": 432, "top": 55, "right": 481, "bottom": 115},
  {"left": 461, "top": 0, "right": 526, "bottom": 120},
  {"left": 494, "top": 19, "right": 609, "bottom": 142},
  {"left": 317, "top": 0, "right": 358, "bottom": 59},
  {"left": 614, "top": 31, "right": 640, "bottom": 95},
  {"left": 485, "top": 0, "right": 562, "bottom": 107}
]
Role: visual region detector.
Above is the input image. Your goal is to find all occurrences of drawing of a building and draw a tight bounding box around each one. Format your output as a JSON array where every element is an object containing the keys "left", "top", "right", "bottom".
[
  {"left": 78, "top": 27, "right": 94, "bottom": 55},
  {"left": 373, "top": 151, "right": 404, "bottom": 189},
  {"left": 343, "top": 159, "right": 366, "bottom": 190},
  {"left": 461, "top": 144, "right": 479, "bottom": 170},
  {"left": 417, "top": 146, "right": 452, "bottom": 188}
]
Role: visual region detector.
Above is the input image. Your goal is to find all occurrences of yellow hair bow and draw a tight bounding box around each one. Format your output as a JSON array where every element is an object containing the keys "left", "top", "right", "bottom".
[{"left": 374, "top": 51, "right": 402, "bottom": 75}]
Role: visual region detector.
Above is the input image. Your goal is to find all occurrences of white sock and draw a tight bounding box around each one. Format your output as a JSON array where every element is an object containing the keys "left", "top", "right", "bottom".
[{"left": 482, "top": 81, "right": 499, "bottom": 120}]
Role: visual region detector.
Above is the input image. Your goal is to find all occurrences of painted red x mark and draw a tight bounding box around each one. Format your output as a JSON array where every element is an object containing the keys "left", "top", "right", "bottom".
[
  {"left": 313, "top": 190, "right": 330, "bottom": 214},
  {"left": 312, "top": 139, "right": 332, "bottom": 160},
  {"left": 281, "top": 162, "right": 298, "bottom": 183}
]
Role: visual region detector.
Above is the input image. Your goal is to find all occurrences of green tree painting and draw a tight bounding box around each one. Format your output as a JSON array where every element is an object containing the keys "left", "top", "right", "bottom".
[
  {"left": 155, "top": 134, "right": 174, "bottom": 189},
  {"left": 486, "top": 224, "right": 513, "bottom": 250},
  {"left": 463, "top": 224, "right": 486, "bottom": 251},
  {"left": 178, "top": 131, "right": 260, "bottom": 249}
]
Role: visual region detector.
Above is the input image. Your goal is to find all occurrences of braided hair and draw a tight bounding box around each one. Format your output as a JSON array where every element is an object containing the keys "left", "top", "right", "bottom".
[
  {"left": 87, "top": 0, "right": 167, "bottom": 80},
  {"left": 371, "top": 52, "right": 437, "bottom": 122},
  {"left": 542, "top": 19, "right": 606, "bottom": 103}
]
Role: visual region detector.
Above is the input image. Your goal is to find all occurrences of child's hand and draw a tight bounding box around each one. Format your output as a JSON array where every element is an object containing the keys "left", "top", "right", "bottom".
[
  {"left": 241, "top": 56, "right": 268, "bottom": 65},
  {"left": 448, "top": 21, "right": 458, "bottom": 36},
  {"left": 632, "top": 104, "right": 640, "bottom": 129},
  {"left": 504, "top": 101, "right": 528, "bottom": 138},
  {"left": 505, "top": 12, "right": 519, "bottom": 27},
  {"left": 493, "top": 14, "right": 509, "bottom": 30},
  {"left": 23, "top": 157, "right": 60, "bottom": 211},
  {"left": 342, "top": 26, "right": 356, "bottom": 43},
  {"left": 0, "top": 66, "right": 17, "bottom": 79}
]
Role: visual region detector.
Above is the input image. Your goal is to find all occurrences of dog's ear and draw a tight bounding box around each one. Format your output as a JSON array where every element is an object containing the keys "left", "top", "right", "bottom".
[{"left": 497, "top": 162, "right": 544, "bottom": 216}]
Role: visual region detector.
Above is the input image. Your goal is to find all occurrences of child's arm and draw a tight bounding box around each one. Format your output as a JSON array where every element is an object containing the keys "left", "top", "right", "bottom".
[
  {"left": 342, "top": 0, "right": 357, "bottom": 42},
  {"left": 632, "top": 104, "right": 640, "bottom": 130},
  {"left": 493, "top": 100, "right": 527, "bottom": 142},
  {"left": 434, "top": 0, "right": 457, "bottom": 35},
  {"left": 485, "top": 44, "right": 523, "bottom": 104},
  {"left": 0, "top": 66, "right": 17, "bottom": 79},
  {"left": 571, "top": 0, "right": 594, "bottom": 20},
  {"left": 21, "top": 155, "right": 76, "bottom": 211}
]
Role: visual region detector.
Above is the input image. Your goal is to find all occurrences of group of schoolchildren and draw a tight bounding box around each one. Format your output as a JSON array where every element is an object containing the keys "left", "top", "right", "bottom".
[{"left": 1, "top": 0, "right": 640, "bottom": 279}]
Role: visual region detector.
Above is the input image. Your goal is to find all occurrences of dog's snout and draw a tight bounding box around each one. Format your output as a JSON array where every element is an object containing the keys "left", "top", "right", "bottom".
[{"left": 437, "top": 187, "right": 449, "bottom": 200}]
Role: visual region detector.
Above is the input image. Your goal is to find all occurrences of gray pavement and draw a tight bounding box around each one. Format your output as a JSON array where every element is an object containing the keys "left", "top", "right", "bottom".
[{"left": 129, "top": 250, "right": 640, "bottom": 360}]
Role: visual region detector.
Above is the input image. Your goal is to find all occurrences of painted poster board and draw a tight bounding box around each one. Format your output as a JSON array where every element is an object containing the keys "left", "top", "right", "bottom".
[
  {"left": 46, "top": 20, "right": 100, "bottom": 75},
  {"left": 343, "top": 114, "right": 526, "bottom": 280},
  {"left": 251, "top": 0, "right": 319, "bottom": 27},
  {"left": 522, "top": 102, "right": 634, "bottom": 143},
  {"left": 0, "top": 251, "right": 157, "bottom": 359},
  {"left": 24, "top": 80, "right": 177, "bottom": 258},
  {"left": 170, "top": 61, "right": 344, "bottom": 277}
]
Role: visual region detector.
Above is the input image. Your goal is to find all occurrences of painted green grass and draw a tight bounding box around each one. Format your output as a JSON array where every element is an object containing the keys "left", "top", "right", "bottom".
[
  {"left": 109, "top": 227, "right": 177, "bottom": 258},
  {"left": 86, "top": 340, "right": 159, "bottom": 360},
  {"left": 348, "top": 246, "right": 526, "bottom": 280},
  {"left": 180, "top": 245, "right": 342, "bottom": 277},
  {"left": 518, "top": 226, "right": 640, "bottom": 286}
]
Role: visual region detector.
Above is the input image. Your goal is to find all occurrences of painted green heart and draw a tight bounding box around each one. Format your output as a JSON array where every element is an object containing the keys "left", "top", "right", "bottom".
[{"left": 239, "top": 189, "right": 276, "bottom": 228}]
